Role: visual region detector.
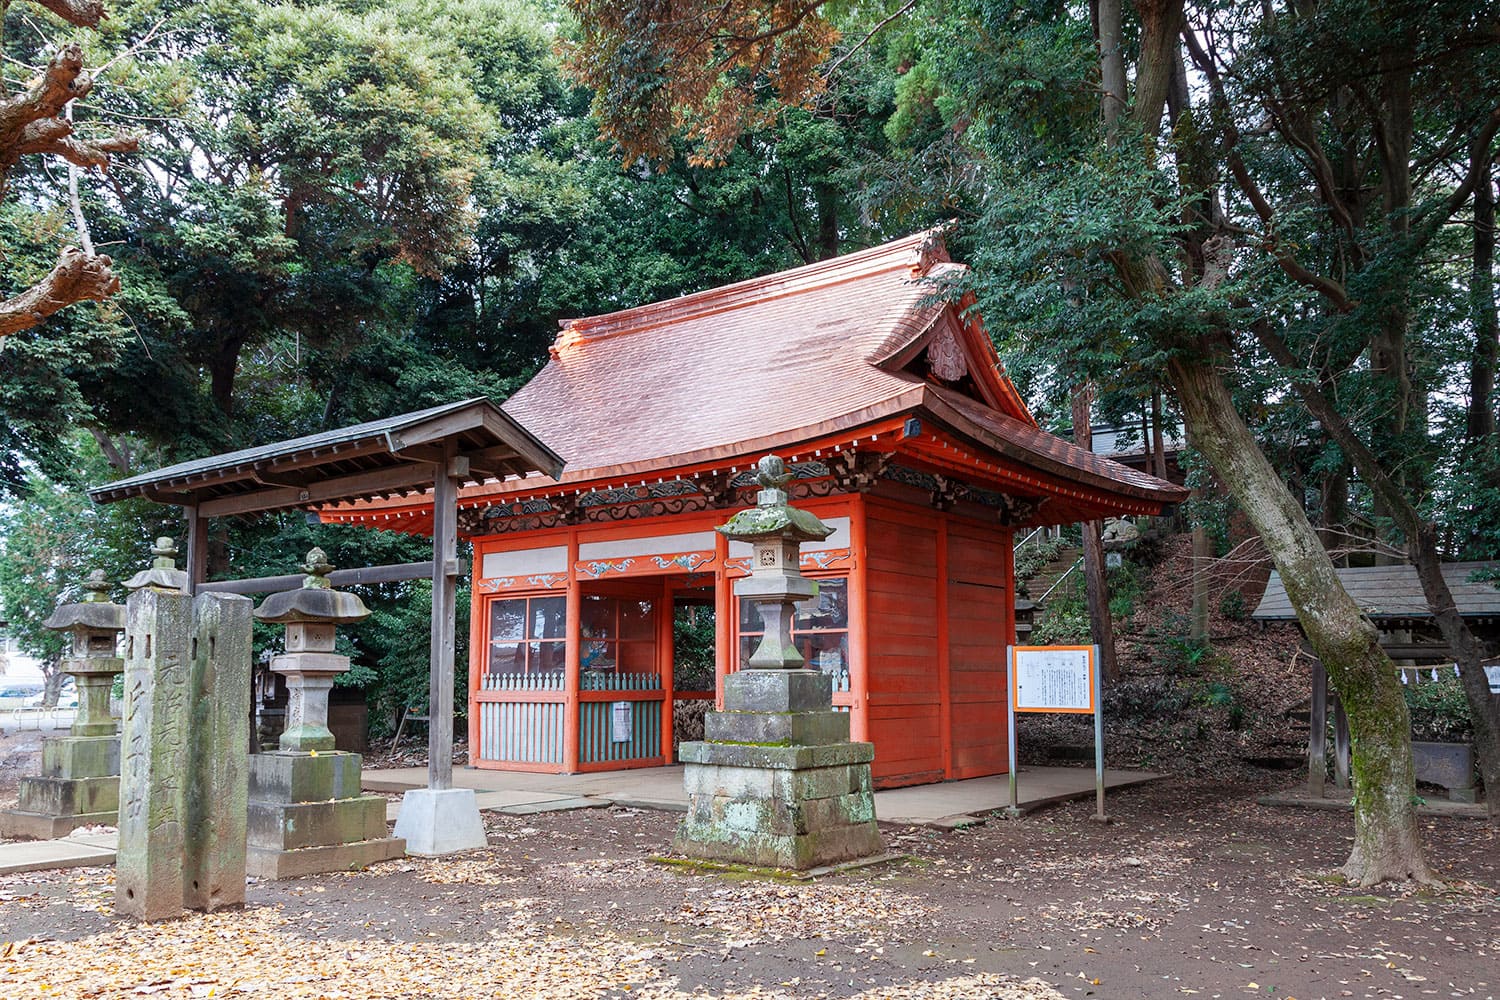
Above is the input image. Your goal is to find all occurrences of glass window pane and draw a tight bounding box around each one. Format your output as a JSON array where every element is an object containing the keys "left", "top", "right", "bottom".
[
  {"left": 795, "top": 579, "right": 848, "bottom": 630},
  {"left": 531, "top": 596, "right": 567, "bottom": 639},
  {"left": 532, "top": 640, "right": 567, "bottom": 674},
  {"left": 580, "top": 638, "right": 614, "bottom": 672},
  {"left": 489, "top": 641, "right": 525, "bottom": 673},
  {"left": 490, "top": 599, "right": 526, "bottom": 641},
  {"left": 738, "top": 635, "right": 758, "bottom": 668},
  {"left": 801, "top": 633, "right": 848, "bottom": 674},
  {"left": 581, "top": 596, "right": 614, "bottom": 639},
  {"left": 619, "top": 599, "right": 655, "bottom": 640},
  {"left": 738, "top": 598, "right": 763, "bottom": 632}
]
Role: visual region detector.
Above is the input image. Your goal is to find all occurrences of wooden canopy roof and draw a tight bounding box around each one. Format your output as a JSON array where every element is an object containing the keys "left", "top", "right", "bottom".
[
  {"left": 1254, "top": 562, "right": 1500, "bottom": 624},
  {"left": 326, "top": 232, "right": 1186, "bottom": 533},
  {"left": 89, "top": 398, "right": 564, "bottom": 518}
]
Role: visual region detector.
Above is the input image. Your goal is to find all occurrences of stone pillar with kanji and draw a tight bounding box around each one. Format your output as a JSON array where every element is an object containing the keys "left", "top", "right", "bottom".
[
  {"left": 674, "top": 455, "right": 885, "bottom": 870},
  {"left": 115, "top": 538, "right": 253, "bottom": 921},
  {"left": 0, "top": 571, "right": 125, "bottom": 839},
  {"left": 246, "top": 549, "right": 404, "bottom": 877}
]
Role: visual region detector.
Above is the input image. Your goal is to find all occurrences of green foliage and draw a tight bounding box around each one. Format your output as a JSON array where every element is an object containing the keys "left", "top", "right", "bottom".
[
  {"left": 672, "top": 606, "right": 716, "bottom": 692},
  {"left": 1402, "top": 675, "right": 1473, "bottom": 745},
  {"left": 1218, "top": 590, "right": 1248, "bottom": 622},
  {"left": 1031, "top": 576, "right": 1089, "bottom": 645}
]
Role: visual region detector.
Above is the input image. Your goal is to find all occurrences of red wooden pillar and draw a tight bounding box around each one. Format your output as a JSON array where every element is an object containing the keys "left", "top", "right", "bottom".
[
  {"left": 713, "top": 529, "right": 731, "bottom": 711},
  {"left": 1001, "top": 525, "right": 1016, "bottom": 773},
  {"left": 563, "top": 530, "right": 581, "bottom": 774},
  {"left": 848, "top": 493, "right": 870, "bottom": 743},
  {"left": 466, "top": 553, "right": 483, "bottom": 764},
  {"left": 936, "top": 513, "right": 952, "bottom": 778},
  {"left": 659, "top": 574, "right": 675, "bottom": 764}
]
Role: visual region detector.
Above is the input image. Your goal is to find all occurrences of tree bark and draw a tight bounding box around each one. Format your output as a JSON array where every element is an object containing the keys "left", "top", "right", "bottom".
[
  {"left": 1167, "top": 352, "right": 1434, "bottom": 884},
  {"left": 1150, "top": 387, "right": 1167, "bottom": 479},
  {"left": 1096, "top": 0, "right": 1126, "bottom": 132},
  {"left": 1071, "top": 386, "right": 1119, "bottom": 682},
  {"left": 1466, "top": 149, "right": 1498, "bottom": 511}
]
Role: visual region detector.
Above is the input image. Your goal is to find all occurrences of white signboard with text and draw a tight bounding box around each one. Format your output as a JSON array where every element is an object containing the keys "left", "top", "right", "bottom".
[
  {"left": 611, "top": 700, "right": 633, "bottom": 743},
  {"left": 1011, "top": 645, "right": 1095, "bottom": 714}
]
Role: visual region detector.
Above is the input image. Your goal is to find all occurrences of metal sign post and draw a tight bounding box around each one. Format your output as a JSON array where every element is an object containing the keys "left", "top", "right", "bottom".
[{"left": 1007, "top": 644, "right": 1106, "bottom": 822}]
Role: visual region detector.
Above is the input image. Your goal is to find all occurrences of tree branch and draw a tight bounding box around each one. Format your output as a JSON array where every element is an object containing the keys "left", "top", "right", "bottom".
[
  {"left": 31, "top": 0, "right": 109, "bottom": 29},
  {"left": 0, "top": 246, "right": 120, "bottom": 340}
]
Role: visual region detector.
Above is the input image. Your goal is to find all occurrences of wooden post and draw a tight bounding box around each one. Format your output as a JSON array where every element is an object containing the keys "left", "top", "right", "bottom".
[
  {"left": 563, "top": 530, "right": 581, "bottom": 773},
  {"left": 185, "top": 506, "right": 208, "bottom": 595},
  {"left": 427, "top": 441, "right": 458, "bottom": 792},
  {"left": 936, "top": 514, "right": 952, "bottom": 778},
  {"left": 1333, "top": 693, "right": 1351, "bottom": 790},
  {"left": 659, "top": 574, "right": 674, "bottom": 764},
  {"left": 712, "top": 529, "right": 730, "bottom": 711},
  {"left": 466, "top": 554, "right": 484, "bottom": 766},
  {"left": 1309, "top": 655, "right": 1327, "bottom": 798},
  {"left": 848, "top": 493, "right": 870, "bottom": 743}
]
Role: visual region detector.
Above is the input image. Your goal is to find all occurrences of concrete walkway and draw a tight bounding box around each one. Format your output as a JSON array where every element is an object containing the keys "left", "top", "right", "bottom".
[
  {"left": 0, "top": 765, "right": 1162, "bottom": 875},
  {"left": 365, "top": 764, "right": 1164, "bottom": 828}
]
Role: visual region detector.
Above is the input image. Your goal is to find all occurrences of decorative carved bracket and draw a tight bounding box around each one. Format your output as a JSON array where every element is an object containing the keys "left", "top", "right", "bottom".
[{"left": 830, "top": 451, "right": 893, "bottom": 493}]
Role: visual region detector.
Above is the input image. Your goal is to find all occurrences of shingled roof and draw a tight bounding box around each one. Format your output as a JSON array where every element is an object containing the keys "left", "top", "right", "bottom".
[
  {"left": 1254, "top": 562, "right": 1500, "bottom": 622},
  {"left": 327, "top": 231, "right": 1184, "bottom": 526}
]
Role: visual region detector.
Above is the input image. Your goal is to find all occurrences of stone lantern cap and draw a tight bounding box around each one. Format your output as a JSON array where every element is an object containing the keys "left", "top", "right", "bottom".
[
  {"left": 254, "top": 548, "right": 370, "bottom": 624},
  {"left": 42, "top": 570, "right": 125, "bottom": 634},
  {"left": 716, "top": 455, "right": 835, "bottom": 544},
  {"left": 123, "top": 538, "right": 189, "bottom": 593}
]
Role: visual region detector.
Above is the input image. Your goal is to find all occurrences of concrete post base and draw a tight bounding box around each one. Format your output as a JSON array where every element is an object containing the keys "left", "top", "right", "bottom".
[
  {"left": 0, "top": 734, "right": 120, "bottom": 841},
  {"left": 392, "top": 788, "right": 488, "bottom": 856},
  {"left": 246, "top": 750, "right": 404, "bottom": 878},
  {"left": 674, "top": 670, "right": 884, "bottom": 872}
]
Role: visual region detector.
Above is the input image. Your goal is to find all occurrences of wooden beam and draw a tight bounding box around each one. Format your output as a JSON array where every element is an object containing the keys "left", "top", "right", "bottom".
[
  {"left": 196, "top": 560, "right": 464, "bottom": 595},
  {"left": 428, "top": 440, "right": 459, "bottom": 791},
  {"left": 198, "top": 462, "right": 435, "bottom": 518}
]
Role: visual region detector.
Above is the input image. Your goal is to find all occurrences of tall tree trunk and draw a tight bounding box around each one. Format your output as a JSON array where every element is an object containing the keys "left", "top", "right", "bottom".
[
  {"left": 1096, "top": 0, "right": 1126, "bottom": 131},
  {"left": 815, "top": 183, "right": 839, "bottom": 261},
  {"left": 1167, "top": 352, "right": 1434, "bottom": 884},
  {"left": 1466, "top": 149, "right": 1498, "bottom": 530},
  {"left": 1071, "top": 386, "right": 1119, "bottom": 682},
  {"left": 1150, "top": 387, "right": 1167, "bottom": 479}
]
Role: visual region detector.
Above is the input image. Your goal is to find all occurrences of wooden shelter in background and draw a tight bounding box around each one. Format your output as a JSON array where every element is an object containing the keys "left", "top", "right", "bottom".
[
  {"left": 1254, "top": 562, "right": 1500, "bottom": 795},
  {"left": 329, "top": 232, "right": 1186, "bottom": 788}
]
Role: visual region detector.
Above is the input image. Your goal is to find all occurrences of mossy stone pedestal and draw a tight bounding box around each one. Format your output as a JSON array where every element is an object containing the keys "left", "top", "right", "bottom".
[
  {"left": 246, "top": 551, "right": 404, "bottom": 878},
  {"left": 674, "top": 456, "right": 884, "bottom": 871},
  {"left": 0, "top": 572, "right": 125, "bottom": 840}
]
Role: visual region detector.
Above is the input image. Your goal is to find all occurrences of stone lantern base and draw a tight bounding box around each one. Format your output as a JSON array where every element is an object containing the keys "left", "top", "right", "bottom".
[
  {"left": 673, "top": 669, "right": 884, "bottom": 870},
  {"left": 246, "top": 750, "right": 404, "bottom": 878},
  {"left": 0, "top": 734, "right": 120, "bottom": 840}
]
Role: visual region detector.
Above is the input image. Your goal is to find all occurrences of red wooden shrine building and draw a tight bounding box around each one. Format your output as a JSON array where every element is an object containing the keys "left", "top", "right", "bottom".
[{"left": 328, "top": 232, "right": 1185, "bottom": 788}]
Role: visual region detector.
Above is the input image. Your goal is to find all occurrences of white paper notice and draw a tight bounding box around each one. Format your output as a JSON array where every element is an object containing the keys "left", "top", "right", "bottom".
[
  {"left": 611, "top": 700, "right": 633, "bottom": 743},
  {"left": 1013, "top": 647, "right": 1093, "bottom": 712}
]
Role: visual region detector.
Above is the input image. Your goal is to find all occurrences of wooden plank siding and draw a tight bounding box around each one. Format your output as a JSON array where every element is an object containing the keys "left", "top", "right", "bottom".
[
  {"left": 861, "top": 497, "right": 1012, "bottom": 788},
  {"left": 945, "top": 517, "right": 1012, "bottom": 779}
]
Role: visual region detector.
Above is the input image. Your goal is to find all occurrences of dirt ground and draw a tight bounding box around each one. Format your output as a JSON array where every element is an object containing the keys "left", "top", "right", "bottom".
[{"left": 1, "top": 756, "right": 1495, "bottom": 1000}]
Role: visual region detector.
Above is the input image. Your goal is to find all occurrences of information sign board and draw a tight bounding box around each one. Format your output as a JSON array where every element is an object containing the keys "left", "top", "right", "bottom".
[{"left": 1011, "top": 645, "right": 1095, "bottom": 713}]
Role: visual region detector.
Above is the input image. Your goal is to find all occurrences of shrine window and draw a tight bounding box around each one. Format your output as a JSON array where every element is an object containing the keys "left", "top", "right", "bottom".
[
  {"left": 488, "top": 595, "right": 566, "bottom": 675},
  {"left": 581, "top": 595, "right": 658, "bottom": 676},
  {"left": 738, "top": 576, "right": 849, "bottom": 681}
]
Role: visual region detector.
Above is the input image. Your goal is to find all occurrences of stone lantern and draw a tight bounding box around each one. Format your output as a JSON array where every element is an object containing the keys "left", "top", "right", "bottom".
[
  {"left": 46, "top": 570, "right": 126, "bottom": 739},
  {"left": 246, "top": 549, "right": 404, "bottom": 877},
  {"left": 0, "top": 571, "right": 126, "bottom": 839},
  {"left": 253, "top": 548, "right": 366, "bottom": 751},
  {"left": 674, "top": 455, "right": 886, "bottom": 870}
]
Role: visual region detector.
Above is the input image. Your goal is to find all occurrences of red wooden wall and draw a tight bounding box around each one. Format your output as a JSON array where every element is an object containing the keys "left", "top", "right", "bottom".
[{"left": 862, "top": 496, "right": 1013, "bottom": 788}]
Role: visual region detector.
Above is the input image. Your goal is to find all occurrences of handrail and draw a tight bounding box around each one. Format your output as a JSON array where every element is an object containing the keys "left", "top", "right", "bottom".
[
  {"left": 1039, "top": 557, "right": 1083, "bottom": 603},
  {"left": 1014, "top": 525, "right": 1047, "bottom": 552}
]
